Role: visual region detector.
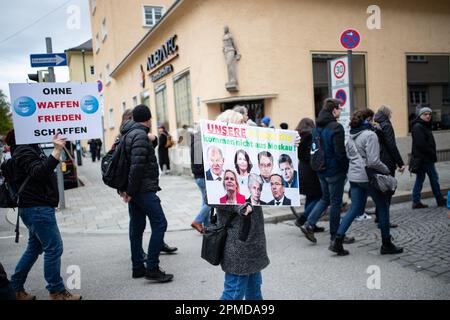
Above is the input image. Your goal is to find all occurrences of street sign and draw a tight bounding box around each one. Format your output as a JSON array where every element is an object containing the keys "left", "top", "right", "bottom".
[
  {"left": 329, "top": 56, "right": 351, "bottom": 137},
  {"left": 335, "top": 89, "right": 347, "bottom": 106},
  {"left": 97, "top": 80, "right": 103, "bottom": 93},
  {"left": 30, "top": 53, "right": 67, "bottom": 67},
  {"left": 340, "top": 29, "right": 361, "bottom": 50}
]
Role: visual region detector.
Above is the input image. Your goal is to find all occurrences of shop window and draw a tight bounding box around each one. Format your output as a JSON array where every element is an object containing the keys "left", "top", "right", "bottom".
[
  {"left": 407, "top": 55, "right": 450, "bottom": 131},
  {"left": 173, "top": 72, "right": 193, "bottom": 128},
  {"left": 155, "top": 83, "right": 168, "bottom": 129},
  {"left": 90, "top": 65, "right": 95, "bottom": 75},
  {"left": 312, "top": 54, "right": 367, "bottom": 117},
  {"left": 143, "top": 6, "right": 164, "bottom": 27}
]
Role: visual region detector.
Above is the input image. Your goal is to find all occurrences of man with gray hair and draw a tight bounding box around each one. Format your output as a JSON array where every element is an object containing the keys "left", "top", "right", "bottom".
[
  {"left": 233, "top": 105, "right": 257, "bottom": 126},
  {"left": 246, "top": 173, "right": 266, "bottom": 205},
  {"left": 205, "top": 146, "right": 225, "bottom": 181}
]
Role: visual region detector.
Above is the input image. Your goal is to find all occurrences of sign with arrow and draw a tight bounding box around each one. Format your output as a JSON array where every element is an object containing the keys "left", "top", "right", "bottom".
[{"left": 30, "top": 53, "right": 67, "bottom": 68}]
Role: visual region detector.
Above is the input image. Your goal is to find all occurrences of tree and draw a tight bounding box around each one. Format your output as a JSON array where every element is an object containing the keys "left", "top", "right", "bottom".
[{"left": 0, "top": 89, "right": 12, "bottom": 135}]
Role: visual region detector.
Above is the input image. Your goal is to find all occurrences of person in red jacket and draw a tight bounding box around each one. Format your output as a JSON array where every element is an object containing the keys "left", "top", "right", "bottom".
[{"left": 220, "top": 169, "right": 246, "bottom": 204}]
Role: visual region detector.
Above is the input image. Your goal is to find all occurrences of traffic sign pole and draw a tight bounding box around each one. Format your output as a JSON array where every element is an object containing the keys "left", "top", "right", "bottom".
[{"left": 347, "top": 49, "right": 354, "bottom": 114}]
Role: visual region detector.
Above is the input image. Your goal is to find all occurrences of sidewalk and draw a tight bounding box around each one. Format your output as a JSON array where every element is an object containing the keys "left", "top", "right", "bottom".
[{"left": 6, "top": 159, "right": 450, "bottom": 233}]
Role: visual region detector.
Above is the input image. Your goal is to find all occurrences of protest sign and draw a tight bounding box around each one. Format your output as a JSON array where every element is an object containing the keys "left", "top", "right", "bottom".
[
  {"left": 9, "top": 82, "right": 102, "bottom": 144},
  {"left": 200, "top": 120, "right": 300, "bottom": 206}
]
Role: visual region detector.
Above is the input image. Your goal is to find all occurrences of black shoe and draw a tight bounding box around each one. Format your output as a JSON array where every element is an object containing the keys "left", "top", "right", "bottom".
[
  {"left": 377, "top": 223, "right": 398, "bottom": 229},
  {"left": 300, "top": 224, "right": 317, "bottom": 243},
  {"left": 343, "top": 236, "right": 355, "bottom": 244},
  {"left": 294, "top": 215, "right": 307, "bottom": 228},
  {"left": 132, "top": 265, "right": 147, "bottom": 279},
  {"left": 329, "top": 235, "right": 349, "bottom": 256},
  {"left": 313, "top": 225, "right": 325, "bottom": 233},
  {"left": 145, "top": 267, "right": 174, "bottom": 283},
  {"left": 380, "top": 237, "right": 403, "bottom": 255},
  {"left": 161, "top": 243, "right": 178, "bottom": 254},
  {"left": 412, "top": 202, "right": 429, "bottom": 209},
  {"left": 437, "top": 197, "right": 446, "bottom": 207}
]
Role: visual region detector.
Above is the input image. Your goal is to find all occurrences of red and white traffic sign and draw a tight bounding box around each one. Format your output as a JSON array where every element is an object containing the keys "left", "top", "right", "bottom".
[
  {"left": 333, "top": 60, "right": 346, "bottom": 79},
  {"left": 340, "top": 29, "right": 361, "bottom": 50}
]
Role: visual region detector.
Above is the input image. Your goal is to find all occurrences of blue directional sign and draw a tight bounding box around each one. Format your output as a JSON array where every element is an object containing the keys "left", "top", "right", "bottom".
[{"left": 30, "top": 53, "right": 67, "bottom": 67}]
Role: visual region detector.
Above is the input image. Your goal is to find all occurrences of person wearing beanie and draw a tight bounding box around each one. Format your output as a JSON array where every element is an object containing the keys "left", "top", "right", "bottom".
[
  {"left": 119, "top": 104, "right": 176, "bottom": 282},
  {"left": 261, "top": 116, "right": 271, "bottom": 127},
  {"left": 280, "top": 122, "right": 288, "bottom": 130},
  {"left": 410, "top": 106, "right": 446, "bottom": 208}
]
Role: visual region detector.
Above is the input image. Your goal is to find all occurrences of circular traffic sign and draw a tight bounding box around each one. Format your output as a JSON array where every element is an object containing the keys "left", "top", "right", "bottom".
[
  {"left": 97, "top": 80, "right": 103, "bottom": 93},
  {"left": 340, "top": 29, "right": 361, "bottom": 50},
  {"left": 335, "top": 89, "right": 347, "bottom": 107},
  {"left": 333, "top": 60, "right": 346, "bottom": 79}
]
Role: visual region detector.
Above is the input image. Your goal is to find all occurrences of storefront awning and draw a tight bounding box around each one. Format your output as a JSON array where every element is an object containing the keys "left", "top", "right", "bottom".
[{"left": 203, "top": 94, "right": 278, "bottom": 105}]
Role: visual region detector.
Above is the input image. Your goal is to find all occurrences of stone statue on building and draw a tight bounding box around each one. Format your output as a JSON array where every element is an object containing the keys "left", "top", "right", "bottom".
[{"left": 223, "top": 26, "right": 241, "bottom": 92}]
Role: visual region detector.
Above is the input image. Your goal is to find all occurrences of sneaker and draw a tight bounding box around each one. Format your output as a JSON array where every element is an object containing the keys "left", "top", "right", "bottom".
[
  {"left": 132, "top": 265, "right": 147, "bottom": 279},
  {"left": 161, "top": 243, "right": 178, "bottom": 254},
  {"left": 16, "top": 290, "right": 36, "bottom": 300},
  {"left": 49, "top": 289, "right": 82, "bottom": 300},
  {"left": 300, "top": 224, "right": 317, "bottom": 243},
  {"left": 355, "top": 213, "right": 372, "bottom": 221},
  {"left": 145, "top": 267, "right": 174, "bottom": 283},
  {"left": 412, "top": 202, "right": 429, "bottom": 209}
]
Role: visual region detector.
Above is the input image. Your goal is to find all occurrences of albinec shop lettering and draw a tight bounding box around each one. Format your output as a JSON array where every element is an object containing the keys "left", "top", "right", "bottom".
[
  {"left": 13, "top": 87, "right": 99, "bottom": 137},
  {"left": 146, "top": 35, "right": 178, "bottom": 71}
]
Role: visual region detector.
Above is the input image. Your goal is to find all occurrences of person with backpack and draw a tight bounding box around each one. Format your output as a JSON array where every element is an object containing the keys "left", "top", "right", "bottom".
[
  {"left": 410, "top": 106, "right": 446, "bottom": 209},
  {"left": 4, "top": 130, "right": 82, "bottom": 300},
  {"left": 300, "top": 98, "right": 351, "bottom": 245},
  {"left": 157, "top": 124, "right": 171, "bottom": 175},
  {"left": 119, "top": 105, "right": 174, "bottom": 283},
  {"left": 329, "top": 110, "right": 403, "bottom": 256},
  {"left": 373, "top": 105, "right": 405, "bottom": 228}
]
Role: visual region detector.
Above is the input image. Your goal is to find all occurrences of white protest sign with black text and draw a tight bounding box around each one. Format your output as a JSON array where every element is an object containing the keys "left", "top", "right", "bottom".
[{"left": 9, "top": 82, "right": 102, "bottom": 144}]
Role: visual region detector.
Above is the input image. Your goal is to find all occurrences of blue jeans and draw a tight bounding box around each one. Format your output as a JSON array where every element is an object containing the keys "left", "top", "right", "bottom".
[
  {"left": 338, "top": 182, "right": 391, "bottom": 239},
  {"left": 220, "top": 272, "right": 263, "bottom": 300},
  {"left": 303, "top": 195, "right": 321, "bottom": 219},
  {"left": 128, "top": 192, "right": 168, "bottom": 270},
  {"left": 194, "top": 178, "right": 211, "bottom": 226},
  {"left": 10, "top": 207, "right": 65, "bottom": 294},
  {"left": 306, "top": 173, "right": 346, "bottom": 237},
  {"left": 412, "top": 162, "right": 444, "bottom": 204}
]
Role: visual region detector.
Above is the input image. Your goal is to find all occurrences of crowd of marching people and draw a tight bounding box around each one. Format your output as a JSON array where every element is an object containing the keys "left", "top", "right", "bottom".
[{"left": 1, "top": 97, "right": 446, "bottom": 301}]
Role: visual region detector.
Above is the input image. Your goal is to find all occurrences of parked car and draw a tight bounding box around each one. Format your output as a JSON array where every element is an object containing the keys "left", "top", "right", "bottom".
[{"left": 40, "top": 143, "right": 79, "bottom": 189}]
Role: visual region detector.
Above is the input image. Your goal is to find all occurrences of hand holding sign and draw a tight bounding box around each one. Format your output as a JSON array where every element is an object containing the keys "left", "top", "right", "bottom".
[{"left": 51, "top": 134, "right": 66, "bottom": 160}]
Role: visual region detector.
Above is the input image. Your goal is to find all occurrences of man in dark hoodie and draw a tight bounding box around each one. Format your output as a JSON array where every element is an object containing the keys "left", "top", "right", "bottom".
[
  {"left": 119, "top": 104, "right": 174, "bottom": 282},
  {"left": 411, "top": 106, "right": 446, "bottom": 208},
  {"left": 300, "top": 98, "right": 350, "bottom": 244}
]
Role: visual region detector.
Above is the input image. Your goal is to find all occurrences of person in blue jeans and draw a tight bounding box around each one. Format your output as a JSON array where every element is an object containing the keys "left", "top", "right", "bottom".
[
  {"left": 4, "top": 130, "right": 81, "bottom": 300},
  {"left": 190, "top": 128, "right": 210, "bottom": 233},
  {"left": 119, "top": 105, "right": 174, "bottom": 283},
  {"left": 410, "top": 107, "right": 446, "bottom": 209},
  {"left": 330, "top": 110, "right": 403, "bottom": 256},
  {"left": 300, "top": 99, "right": 349, "bottom": 244}
]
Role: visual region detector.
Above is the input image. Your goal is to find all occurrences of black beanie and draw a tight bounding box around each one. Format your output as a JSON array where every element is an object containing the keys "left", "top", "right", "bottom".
[{"left": 133, "top": 104, "right": 151, "bottom": 122}]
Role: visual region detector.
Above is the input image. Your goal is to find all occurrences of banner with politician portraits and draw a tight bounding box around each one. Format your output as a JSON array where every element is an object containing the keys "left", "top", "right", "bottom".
[{"left": 200, "top": 120, "right": 301, "bottom": 206}]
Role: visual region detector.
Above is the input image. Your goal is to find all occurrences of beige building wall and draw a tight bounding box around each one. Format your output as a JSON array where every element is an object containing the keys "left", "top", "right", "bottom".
[
  {"left": 67, "top": 53, "right": 95, "bottom": 82},
  {"left": 91, "top": 0, "right": 450, "bottom": 151}
]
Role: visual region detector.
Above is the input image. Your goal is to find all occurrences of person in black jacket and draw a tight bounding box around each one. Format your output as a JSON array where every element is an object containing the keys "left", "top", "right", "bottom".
[
  {"left": 119, "top": 105, "right": 174, "bottom": 283},
  {"left": 373, "top": 106, "right": 405, "bottom": 227},
  {"left": 411, "top": 107, "right": 446, "bottom": 208},
  {"left": 190, "top": 125, "right": 210, "bottom": 233},
  {"left": 5, "top": 130, "right": 81, "bottom": 300},
  {"left": 157, "top": 124, "right": 171, "bottom": 174}
]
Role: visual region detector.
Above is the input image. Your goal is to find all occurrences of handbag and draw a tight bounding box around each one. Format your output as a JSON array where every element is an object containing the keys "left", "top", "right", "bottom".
[
  {"left": 408, "top": 155, "right": 422, "bottom": 174},
  {"left": 201, "top": 207, "right": 236, "bottom": 266}
]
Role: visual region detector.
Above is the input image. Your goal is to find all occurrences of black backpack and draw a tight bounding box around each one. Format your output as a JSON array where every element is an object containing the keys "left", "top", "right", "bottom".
[
  {"left": 101, "top": 133, "right": 130, "bottom": 191},
  {"left": 310, "top": 128, "right": 326, "bottom": 172}
]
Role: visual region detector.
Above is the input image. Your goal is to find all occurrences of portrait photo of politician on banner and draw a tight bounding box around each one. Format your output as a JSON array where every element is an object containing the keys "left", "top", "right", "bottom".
[{"left": 200, "top": 120, "right": 301, "bottom": 206}]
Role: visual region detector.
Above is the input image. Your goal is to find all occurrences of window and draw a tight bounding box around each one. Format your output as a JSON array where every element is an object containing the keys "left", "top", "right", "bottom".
[
  {"left": 91, "top": 0, "right": 96, "bottom": 14},
  {"left": 95, "top": 33, "right": 100, "bottom": 53},
  {"left": 108, "top": 108, "right": 115, "bottom": 129},
  {"left": 101, "top": 18, "right": 108, "bottom": 41},
  {"left": 90, "top": 65, "right": 95, "bottom": 75},
  {"left": 99, "top": 72, "right": 102, "bottom": 80},
  {"left": 173, "top": 72, "right": 193, "bottom": 128},
  {"left": 105, "top": 64, "right": 111, "bottom": 85},
  {"left": 155, "top": 84, "right": 168, "bottom": 128},
  {"left": 312, "top": 53, "right": 367, "bottom": 117},
  {"left": 122, "top": 102, "right": 127, "bottom": 114},
  {"left": 143, "top": 6, "right": 164, "bottom": 27},
  {"left": 132, "top": 96, "right": 138, "bottom": 107},
  {"left": 407, "top": 55, "right": 450, "bottom": 131}
]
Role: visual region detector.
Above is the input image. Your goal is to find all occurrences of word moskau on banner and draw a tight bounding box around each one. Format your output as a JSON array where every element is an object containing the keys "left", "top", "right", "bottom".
[
  {"left": 9, "top": 83, "right": 102, "bottom": 144},
  {"left": 200, "top": 120, "right": 301, "bottom": 206}
]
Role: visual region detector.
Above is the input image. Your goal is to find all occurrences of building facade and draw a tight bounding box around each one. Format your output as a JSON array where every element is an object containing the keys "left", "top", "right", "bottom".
[{"left": 89, "top": 0, "right": 450, "bottom": 165}]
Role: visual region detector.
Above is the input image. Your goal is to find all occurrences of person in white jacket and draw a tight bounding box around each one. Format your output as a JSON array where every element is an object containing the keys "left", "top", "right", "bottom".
[{"left": 329, "top": 109, "right": 403, "bottom": 256}]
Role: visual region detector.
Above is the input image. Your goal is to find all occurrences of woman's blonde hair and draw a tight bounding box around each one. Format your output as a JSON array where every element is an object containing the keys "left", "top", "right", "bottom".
[
  {"left": 223, "top": 169, "right": 240, "bottom": 193},
  {"left": 216, "top": 109, "right": 244, "bottom": 124}
]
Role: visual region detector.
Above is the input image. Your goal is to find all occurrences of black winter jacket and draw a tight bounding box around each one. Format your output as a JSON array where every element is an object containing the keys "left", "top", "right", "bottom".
[
  {"left": 374, "top": 111, "right": 404, "bottom": 173},
  {"left": 411, "top": 118, "right": 437, "bottom": 164},
  {"left": 298, "top": 133, "right": 322, "bottom": 197},
  {"left": 13, "top": 144, "right": 59, "bottom": 208},
  {"left": 121, "top": 121, "right": 161, "bottom": 196},
  {"left": 315, "top": 110, "right": 349, "bottom": 177},
  {"left": 190, "top": 131, "right": 205, "bottom": 179}
]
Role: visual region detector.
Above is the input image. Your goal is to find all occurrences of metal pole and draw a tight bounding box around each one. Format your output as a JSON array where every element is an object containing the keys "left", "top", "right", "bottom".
[
  {"left": 347, "top": 49, "right": 355, "bottom": 114},
  {"left": 46, "top": 37, "right": 65, "bottom": 209}
]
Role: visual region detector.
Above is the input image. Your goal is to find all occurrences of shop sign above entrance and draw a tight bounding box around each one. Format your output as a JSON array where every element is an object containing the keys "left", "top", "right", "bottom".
[
  {"left": 340, "top": 29, "right": 360, "bottom": 50},
  {"left": 146, "top": 35, "right": 179, "bottom": 71}
]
